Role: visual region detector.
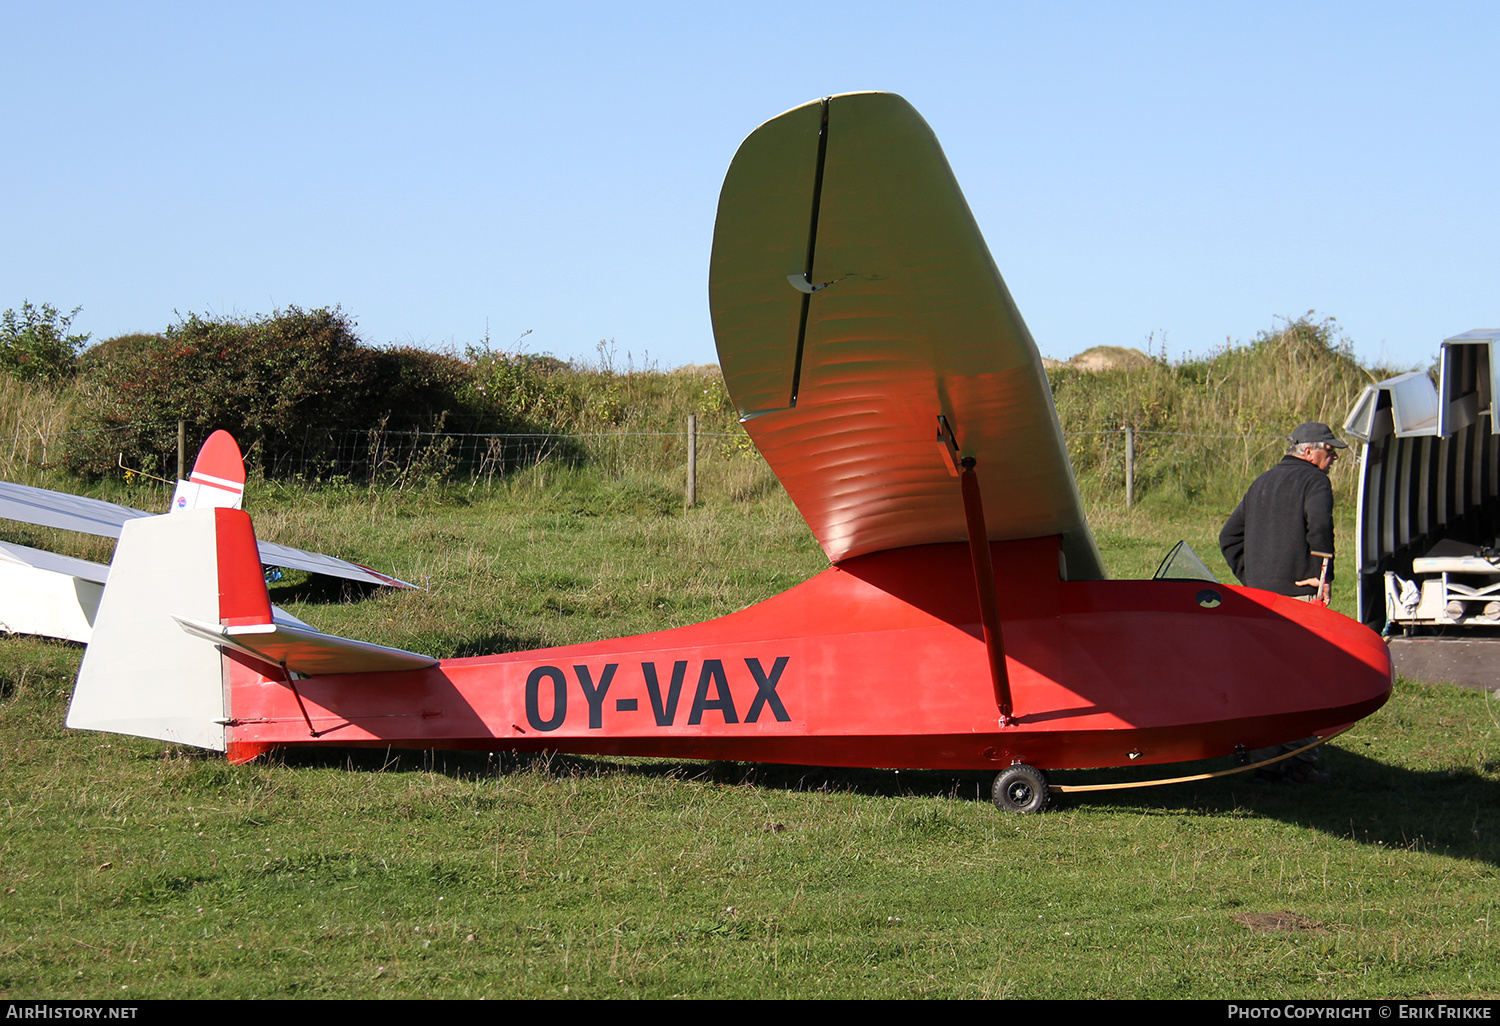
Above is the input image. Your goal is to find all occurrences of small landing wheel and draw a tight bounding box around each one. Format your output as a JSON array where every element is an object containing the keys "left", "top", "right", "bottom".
[{"left": 992, "top": 764, "right": 1050, "bottom": 814}]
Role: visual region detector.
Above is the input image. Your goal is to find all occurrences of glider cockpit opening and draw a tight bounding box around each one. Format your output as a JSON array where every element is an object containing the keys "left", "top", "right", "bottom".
[{"left": 1152, "top": 542, "right": 1220, "bottom": 583}]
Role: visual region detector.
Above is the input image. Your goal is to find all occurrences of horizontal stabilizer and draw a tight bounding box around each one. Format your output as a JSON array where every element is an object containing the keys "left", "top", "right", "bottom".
[{"left": 174, "top": 616, "right": 437, "bottom": 676}]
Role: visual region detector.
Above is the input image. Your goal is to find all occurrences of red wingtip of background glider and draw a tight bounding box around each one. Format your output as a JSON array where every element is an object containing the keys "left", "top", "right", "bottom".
[{"left": 190, "top": 430, "right": 246, "bottom": 489}]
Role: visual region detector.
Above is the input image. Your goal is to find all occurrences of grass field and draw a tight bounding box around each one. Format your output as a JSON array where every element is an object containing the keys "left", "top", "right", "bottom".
[{"left": 3, "top": 460, "right": 1498, "bottom": 999}]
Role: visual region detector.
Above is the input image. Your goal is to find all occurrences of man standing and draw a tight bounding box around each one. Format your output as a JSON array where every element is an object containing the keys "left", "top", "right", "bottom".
[
  {"left": 1220, "top": 422, "right": 1347, "bottom": 784},
  {"left": 1220, "top": 422, "right": 1346, "bottom": 604}
]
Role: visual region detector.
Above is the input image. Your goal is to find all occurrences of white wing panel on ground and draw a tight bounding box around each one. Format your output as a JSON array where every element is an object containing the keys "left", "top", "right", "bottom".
[
  {"left": 255, "top": 541, "right": 416, "bottom": 590},
  {"left": 0, "top": 480, "right": 416, "bottom": 589},
  {"left": 0, "top": 541, "right": 104, "bottom": 643},
  {"left": 0, "top": 534, "right": 325, "bottom": 644},
  {"left": 0, "top": 538, "right": 109, "bottom": 583},
  {"left": 0, "top": 480, "right": 151, "bottom": 536}
]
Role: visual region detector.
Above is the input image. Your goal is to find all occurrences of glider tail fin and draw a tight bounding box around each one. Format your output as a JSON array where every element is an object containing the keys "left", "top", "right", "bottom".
[
  {"left": 67, "top": 506, "right": 274, "bottom": 752},
  {"left": 170, "top": 429, "right": 247, "bottom": 513}
]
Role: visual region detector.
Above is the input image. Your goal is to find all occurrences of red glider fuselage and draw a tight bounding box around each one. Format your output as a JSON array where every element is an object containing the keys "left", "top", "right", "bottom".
[{"left": 224, "top": 536, "right": 1392, "bottom": 769}]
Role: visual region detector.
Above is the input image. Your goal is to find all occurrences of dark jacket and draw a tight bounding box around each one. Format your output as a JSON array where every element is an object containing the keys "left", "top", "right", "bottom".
[{"left": 1219, "top": 455, "right": 1335, "bottom": 597}]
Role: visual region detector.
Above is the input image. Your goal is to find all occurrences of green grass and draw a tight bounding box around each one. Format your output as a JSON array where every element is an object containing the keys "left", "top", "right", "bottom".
[{"left": 2, "top": 466, "right": 1498, "bottom": 999}]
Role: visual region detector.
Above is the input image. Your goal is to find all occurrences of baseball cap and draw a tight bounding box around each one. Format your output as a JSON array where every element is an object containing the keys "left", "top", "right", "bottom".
[{"left": 1290, "top": 422, "right": 1348, "bottom": 449}]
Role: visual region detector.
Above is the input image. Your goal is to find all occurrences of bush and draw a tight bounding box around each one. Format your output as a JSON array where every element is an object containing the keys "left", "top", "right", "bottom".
[
  {"left": 0, "top": 302, "right": 89, "bottom": 382},
  {"left": 67, "top": 307, "right": 483, "bottom": 478},
  {"left": 76, "top": 332, "right": 160, "bottom": 376},
  {"left": 64, "top": 309, "right": 591, "bottom": 482},
  {"left": 468, "top": 347, "right": 584, "bottom": 428},
  {"left": 68, "top": 307, "right": 371, "bottom": 476},
  {"left": 368, "top": 347, "right": 476, "bottom": 427},
  {"left": 59, "top": 309, "right": 744, "bottom": 487}
]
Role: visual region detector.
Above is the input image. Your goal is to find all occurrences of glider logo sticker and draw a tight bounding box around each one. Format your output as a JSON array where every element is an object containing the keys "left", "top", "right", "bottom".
[{"left": 524, "top": 657, "right": 792, "bottom": 732}]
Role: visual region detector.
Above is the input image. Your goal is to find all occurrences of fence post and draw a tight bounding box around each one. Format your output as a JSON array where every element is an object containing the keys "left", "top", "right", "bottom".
[
  {"left": 177, "top": 421, "right": 186, "bottom": 481},
  {"left": 1123, "top": 423, "right": 1135, "bottom": 508},
  {"left": 686, "top": 414, "right": 698, "bottom": 508}
]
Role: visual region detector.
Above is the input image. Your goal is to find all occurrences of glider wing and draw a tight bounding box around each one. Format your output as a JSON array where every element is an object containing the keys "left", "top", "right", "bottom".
[
  {"left": 709, "top": 91, "right": 1104, "bottom": 579},
  {"left": 0, "top": 480, "right": 151, "bottom": 536},
  {"left": 0, "top": 479, "right": 415, "bottom": 589}
]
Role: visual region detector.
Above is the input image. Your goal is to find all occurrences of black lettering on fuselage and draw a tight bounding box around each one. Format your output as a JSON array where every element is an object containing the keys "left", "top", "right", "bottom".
[
  {"left": 642, "top": 660, "right": 687, "bottom": 726},
  {"left": 574, "top": 664, "right": 616, "bottom": 729},
  {"left": 525, "top": 666, "right": 567, "bottom": 731},
  {"left": 688, "top": 659, "right": 738, "bottom": 724},
  {"left": 744, "top": 656, "right": 791, "bottom": 722},
  {"left": 527, "top": 658, "right": 791, "bottom": 731}
]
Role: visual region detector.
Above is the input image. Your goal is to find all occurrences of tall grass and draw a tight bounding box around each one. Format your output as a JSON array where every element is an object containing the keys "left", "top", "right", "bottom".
[
  {"left": 2, "top": 318, "right": 1492, "bottom": 1001},
  {"left": 0, "top": 315, "right": 1412, "bottom": 516},
  {"left": 465, "top": 344, "right": 748, "bottom": 481},
  {"left": 0, "top": 480, "right": 1495, "bottom": 999},
  {"left": 1052, "top": 316, "right": 1386, "bottom": 510},
  {"left": 0, "top": 376, "right": 79, "bottom": 484}
]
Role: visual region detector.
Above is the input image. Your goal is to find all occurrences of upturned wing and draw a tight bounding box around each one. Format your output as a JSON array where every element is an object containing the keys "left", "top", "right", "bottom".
[{"left": 709, "top": 91, "right": 1104, "bottom": 579}]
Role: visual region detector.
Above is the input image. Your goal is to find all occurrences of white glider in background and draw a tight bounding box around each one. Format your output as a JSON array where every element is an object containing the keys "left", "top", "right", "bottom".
[
  {"left": 0, "top": 430, "right": 413, "bottom": 644},
  {"left": 168, "top": 428, "right": 248, "bottom": 512},
  {"left": 0, "top": 537, "right": 314, "bottom": 642},
  {"left": 0, "top": 540, "right": 108, "bottom": 644}
]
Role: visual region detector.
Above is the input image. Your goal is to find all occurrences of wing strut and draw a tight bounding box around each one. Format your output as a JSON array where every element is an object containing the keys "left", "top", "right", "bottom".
[
  {"left": 959, "top": 455, "right": 1015, "bottom": 725},
  {"left": 275, "top": 661, "right": 324, "bottom": 738}
]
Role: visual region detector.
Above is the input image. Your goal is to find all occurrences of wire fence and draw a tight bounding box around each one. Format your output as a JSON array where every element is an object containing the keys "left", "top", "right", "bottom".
[
  {"left": 1062, "top": 423, "right": 1336, "bottom": 507},
  {"left": 0, "top": 422, "right": 749, "bottom": 490},
  {"left": 248, "top": 426, "right": 753, "bottom": 487},
  {"left": 0, "top": 419, "right": 1308, "bottom": 503}
]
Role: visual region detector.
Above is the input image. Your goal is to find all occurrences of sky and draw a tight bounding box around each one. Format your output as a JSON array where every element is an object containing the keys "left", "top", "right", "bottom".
[{"left": 5, "top": 1, "right": 1496, "bottom": 372}]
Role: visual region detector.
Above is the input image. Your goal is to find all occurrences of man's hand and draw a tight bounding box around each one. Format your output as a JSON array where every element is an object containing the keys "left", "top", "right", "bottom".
[{"left": 1295, "top": 577, "right": 1331, "bottom": 606}]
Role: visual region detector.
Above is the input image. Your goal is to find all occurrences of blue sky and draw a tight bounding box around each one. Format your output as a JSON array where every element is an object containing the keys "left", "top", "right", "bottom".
[{"left": 5, "top": 1, "right": 1496, "bottom": 371}]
